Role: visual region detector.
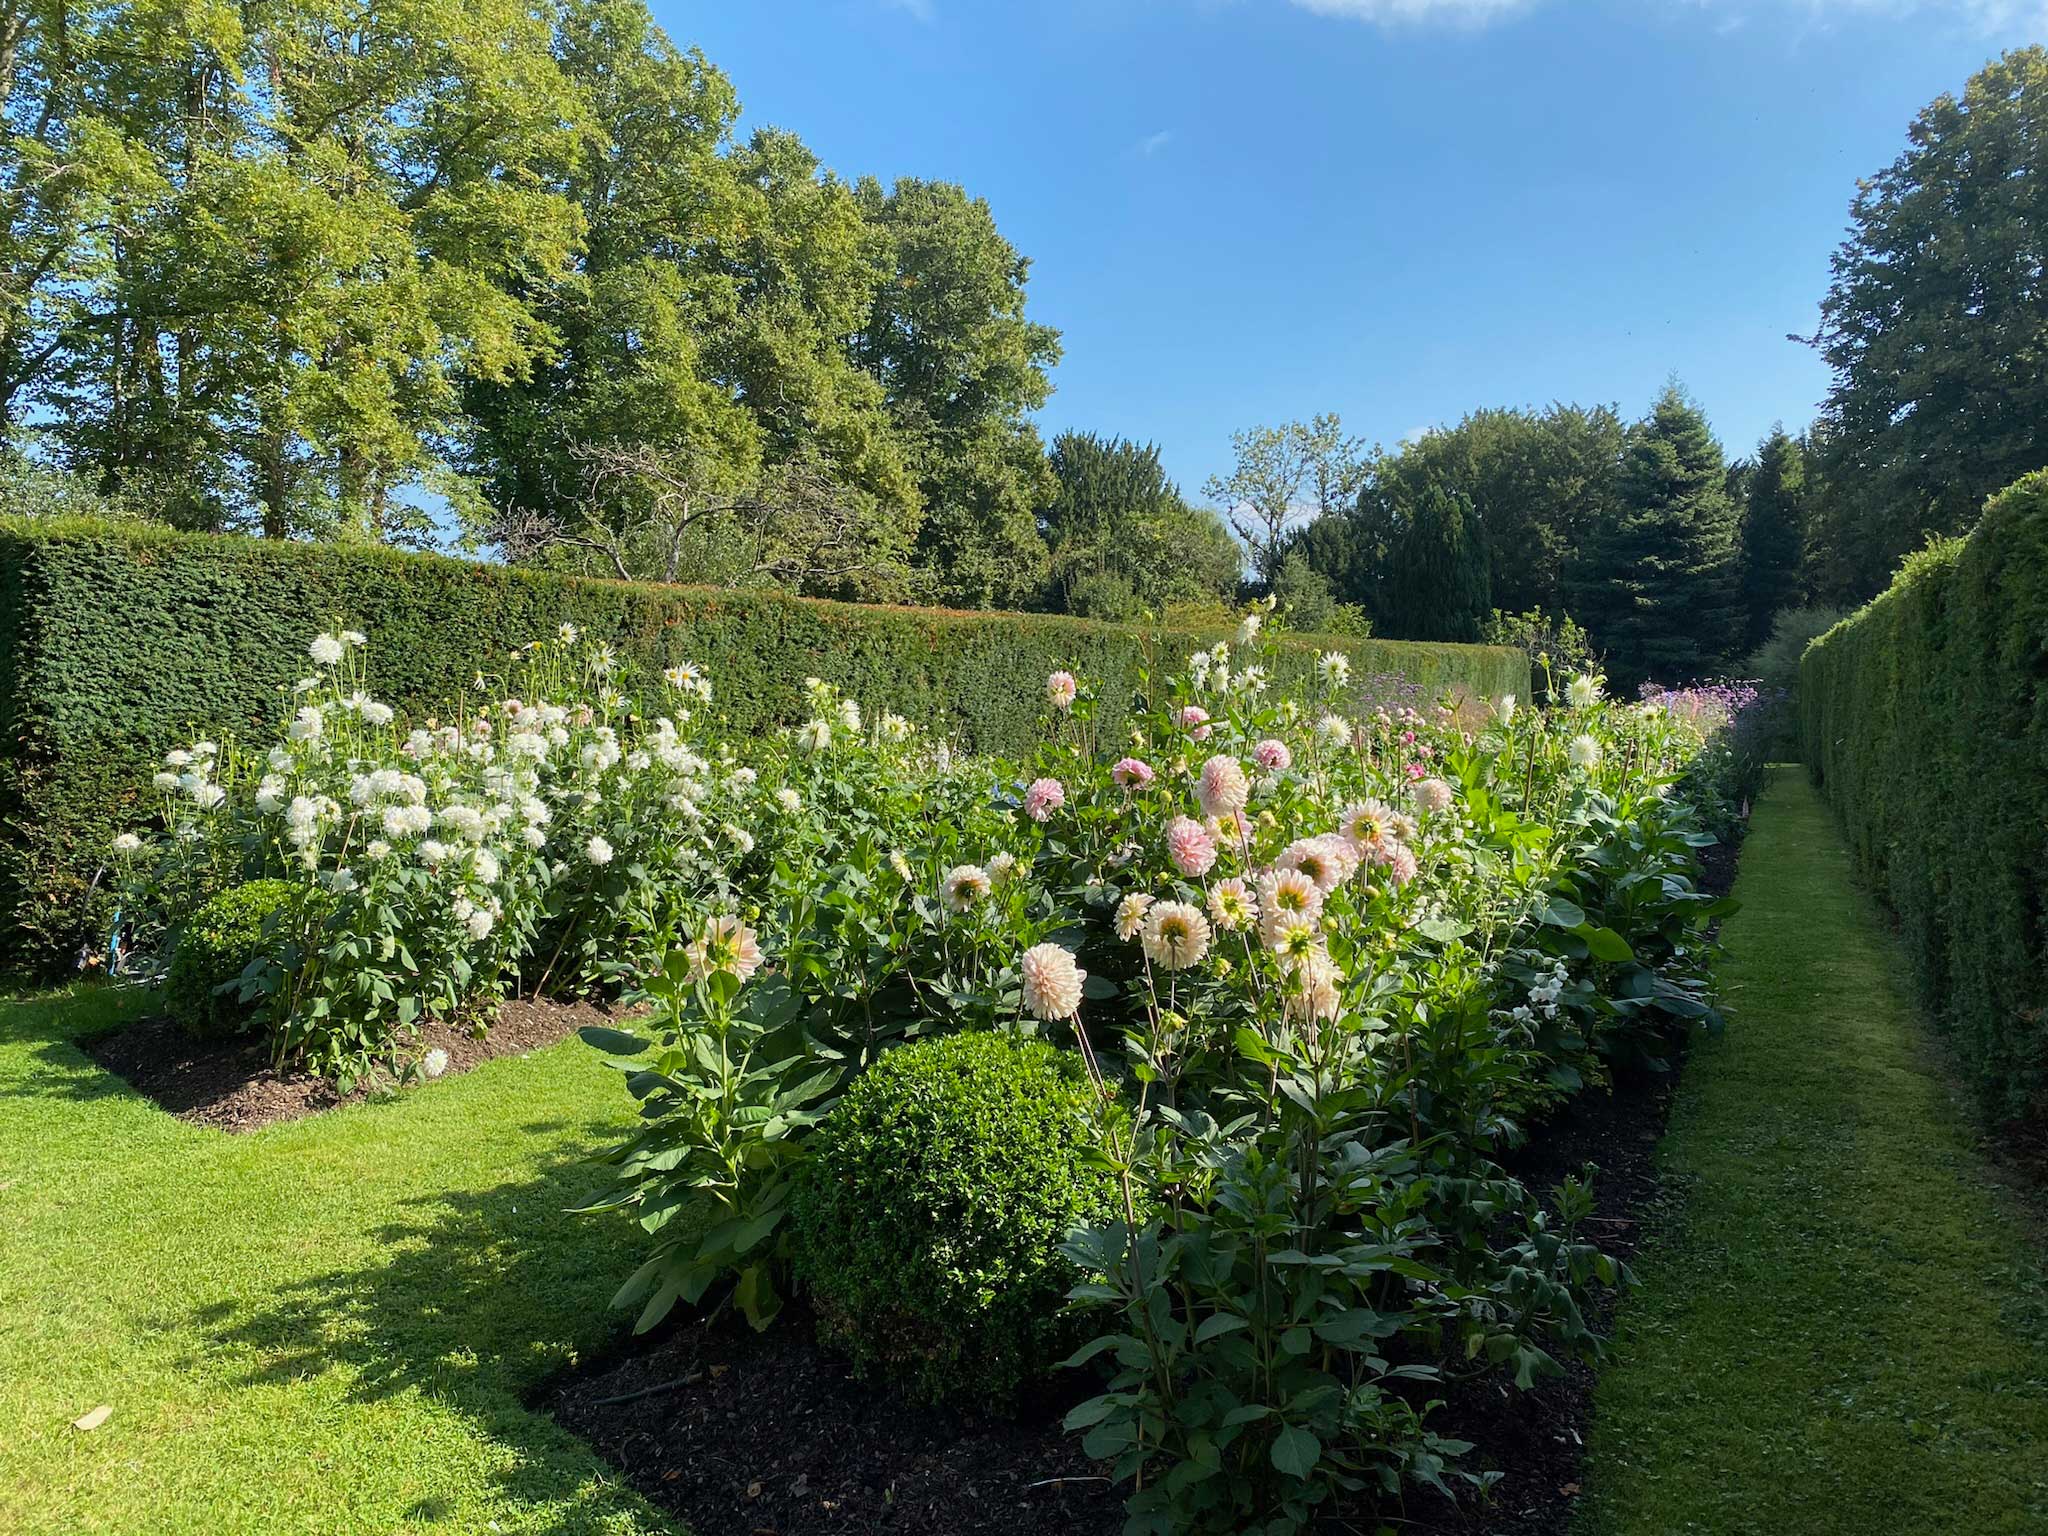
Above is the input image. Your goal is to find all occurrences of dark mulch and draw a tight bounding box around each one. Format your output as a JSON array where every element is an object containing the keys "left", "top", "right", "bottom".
[
  {"left": 549, "top": 1302, "right": 1126, "bottom": 1536},
  {"left": 81, "top": 995, "right": 623, "bottom": 1131},
  {"left": 1406, "top": 817, "right": 1747, "bottom": 1533},
  {"left": 1405, "top": 1033, "right": 1689, "bottom": 1535}
]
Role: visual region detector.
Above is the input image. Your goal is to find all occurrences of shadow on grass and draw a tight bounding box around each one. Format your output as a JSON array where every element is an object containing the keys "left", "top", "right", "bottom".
[
  {"left": 0, "top": 984, "right": 159, "bottom": 1106},
  {"left": 189, "top": 1130, "right": 674, "bottom": 1534}
]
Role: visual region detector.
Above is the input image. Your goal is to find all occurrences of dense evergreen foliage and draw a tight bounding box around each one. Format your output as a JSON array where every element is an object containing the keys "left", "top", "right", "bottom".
[
  {"left": 1572, "top": 387, "right": 1741, "bottom": 687},
  {"left": 790, "top": 1030, "right": 1119, "bottom": 1404},
  {"left": 1802, "top": 470, "right": 2048, "bottom": 1125}
]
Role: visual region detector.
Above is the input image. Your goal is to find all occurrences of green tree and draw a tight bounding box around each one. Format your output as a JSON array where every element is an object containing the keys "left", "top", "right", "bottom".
[
  {"left": 16, "top": 0, "right": 587, "bottom": 541},
  {"left": 1809, "top": 46, "right": 2048, "bottom": 592},
  {"left": 1736, "top": 428, "right": 1809, "bottom": 651},
  {"left": 1038, "top": 431, "right": 1238, "bottom": 617},
  {"left": 1373, "top": 481, "right": 1491, "bottom": 642},
  {"left": 854, "top": 176, "right": 1061, "bottom": 608},
  {"left": 1573, "top": 384, "right": 1741, "bottom": 688},
  {"left": 1203, "top": 413, "right": 1368, "bottom": 587}
]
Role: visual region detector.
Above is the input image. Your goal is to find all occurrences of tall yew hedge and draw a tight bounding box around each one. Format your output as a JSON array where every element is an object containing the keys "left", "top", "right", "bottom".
[
  {"left": 1801, "top": 470, "right": 2048, "bottom": 1124},
  {"left": 0, "top": 518, "right": 1527, "bottom": 975}
]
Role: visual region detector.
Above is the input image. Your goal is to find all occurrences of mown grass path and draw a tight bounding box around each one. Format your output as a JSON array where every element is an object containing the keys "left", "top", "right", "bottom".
[
  {"left": 1577, "top": 766, "right": 2048, "bottom": 1535},
  {"left": 0, "top": 990, "right": 679, "bottom": 1536}
]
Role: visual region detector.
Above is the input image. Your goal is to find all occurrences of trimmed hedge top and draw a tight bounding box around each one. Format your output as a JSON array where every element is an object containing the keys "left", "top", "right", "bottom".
[
  {"left": 1800, "top": 469, "right": 2048, "bottom": 1125},
  {"left": 0, "top": 517, "right": 1528, "bottom": 972}
]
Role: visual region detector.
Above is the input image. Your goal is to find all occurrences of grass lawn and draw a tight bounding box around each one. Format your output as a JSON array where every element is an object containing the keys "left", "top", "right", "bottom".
[
  {"left": 1576, "top": 766, "right": 2048, "bottom": 1536},
  {"left": 0, "top": 986, "right": 680, "bottom": 1536}
]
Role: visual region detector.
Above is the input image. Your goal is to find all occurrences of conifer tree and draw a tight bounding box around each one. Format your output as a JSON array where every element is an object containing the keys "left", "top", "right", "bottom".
[
  {"left": 1573, "top": 384, "right": 1741, "bottom": 687},
  {"left": 1736, "top": 428, "right": 1809, "bottom": 652},
  {"left": 1377, "top": 481, "right": 1491, "bottom": 642}
]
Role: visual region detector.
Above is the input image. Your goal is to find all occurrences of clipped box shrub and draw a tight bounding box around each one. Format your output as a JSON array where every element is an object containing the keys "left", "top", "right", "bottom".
[
  {"left": 790, "top": 1030, "right": 1120, "bottom": 1405},
  {"left": 0, "top": 518, "right": 1527, "bottom": 974},
  {"left": 1801, "top": 469, "right": 2048, "bottom": 1125},
  {"left": 163, "top": 879, "right": 294, "bottom": 1038}
]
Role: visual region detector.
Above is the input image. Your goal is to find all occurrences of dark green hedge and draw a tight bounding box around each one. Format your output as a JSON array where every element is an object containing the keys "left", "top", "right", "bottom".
[
  {"left": 1801, "top": 469, "right": 2048, "bottom": 1125},
  {"left": 0, "top": 518, "right": 1527, "bottom": 974}
]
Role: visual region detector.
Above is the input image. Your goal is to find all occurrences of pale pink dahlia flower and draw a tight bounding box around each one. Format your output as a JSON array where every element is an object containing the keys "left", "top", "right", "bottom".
[
  {"left": 1196, "top": 755, "right": 1250, "bottom": 819},
  {"left": 1141, "top": 901, "right": 1212, "bottom": 970},
  {"left": 1020, "top": 942, "right": 1086, "bottom": 1021},
  {"left": 942, "top": 863, "right": 992, "bottom": 911},
  {"left": 1207, "top": 876, "right": 1254, "bottom": 931},
  {"left": 1046, "top": 671, "right": 1078, "bottom": 712},
  {"left": 685, "top": 915, "right": 764, "bottom": 984},
  {"left": 1164, "top": 815, "right": 1218, "bottom": 878},
  {"left": 1252, "top": 738, "right": 1293, "bottom": 773},
  {"left": 1258, "top": 867, "right": 1325, "bottom": 943},
  {"left": 1111, "top": 756, "right": 1155, "bottom": 789},
  {"left": 1174, "top": 705, "right": 1212, "bottom": 742},
  {"left": 1024, "top": 776, "right": 1065, "bottom": 822},
  {"left": 1114, "top": 891, "right": 1155, "bottom": 942}
]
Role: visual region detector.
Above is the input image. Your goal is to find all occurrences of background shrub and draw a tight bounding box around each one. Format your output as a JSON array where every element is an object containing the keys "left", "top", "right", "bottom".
[
  {"left": 790, "top": 1029, "right": 1120, "bottom": 1405},
  {"left": 0, "top": 518, "right": 1529, "bottom": 974},
  {"left": 163, "top": 880, "right": 294, "bottom": 1038},
  {"left": 1740, "top": 604, "right": 1846, "bottom": 759},
  {"left": 1802, "top": 469, "right": 2048, "bottom": 1125}
]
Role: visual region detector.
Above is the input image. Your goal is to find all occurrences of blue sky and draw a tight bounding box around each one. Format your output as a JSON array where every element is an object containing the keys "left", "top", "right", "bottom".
[{"left": 658, "top": 0, "right": 2045, "bottom": 495}]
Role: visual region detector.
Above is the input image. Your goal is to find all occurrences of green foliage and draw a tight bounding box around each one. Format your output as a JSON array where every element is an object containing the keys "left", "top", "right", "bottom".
[
  {"left": 1736, "top": 429, "right": 1810, "bottom": 652},
  {"left": 791, "top": 1030, "right": 1118, "bottom": 1403},
  {"left": 1808, "top": 47, "right": 2048, "bottom": 599},
  {"left": 163, "top": 879, "right": 295, "bottom": 1039},
  {"left": 8, "top": 0, "right": 586, "bottom": 540},
  {"left": 1740, "top": 604, "right": 1843, "bottom": 759},
  {"left": 1270, "top": 551, "right": 1371, "bottom": 637},
  {"left": 1573, "top": 384, "right": 1741, "bottom": 688},
  {"left": 1042, "top": 431, "right": 1241, "bottom": 618},
  {"left": 0, "top": 517, "right": 1527, "bottom": 976},
  {"left": 1801, "top": 469, "right": 2048, "bottom": 1124},
  {"left": 1374, "top": 482, "right": 1491, "bottom": 642},
  {"left": 1481, "top": 608, "right": 1599, "bottom": 702}
]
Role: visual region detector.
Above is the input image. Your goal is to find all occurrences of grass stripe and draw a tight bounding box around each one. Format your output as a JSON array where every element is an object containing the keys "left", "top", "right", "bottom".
[
  {"left": 0, "top": 987, "right": 679, "bottom": 1536},
  {"left": 1576, "top": 765, "right": 2048, "bottom": 1536}
]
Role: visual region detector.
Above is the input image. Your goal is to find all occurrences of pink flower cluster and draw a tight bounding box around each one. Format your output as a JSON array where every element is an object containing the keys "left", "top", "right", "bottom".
[
  {"left": 1111, "top": 757, "right": 1155, "bottom": 789},
  {"left": 1024, "top": 776, "right": 1065, "bottom": 822}
]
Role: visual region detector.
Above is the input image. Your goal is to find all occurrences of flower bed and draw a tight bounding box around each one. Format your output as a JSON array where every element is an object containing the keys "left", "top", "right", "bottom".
[{"left": 108, "top": 606, "right": 1745, "bottom": 1532}]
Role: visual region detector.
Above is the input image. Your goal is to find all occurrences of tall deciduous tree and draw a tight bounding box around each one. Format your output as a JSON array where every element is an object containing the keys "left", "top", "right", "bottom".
[
  {"left": 855, "top": 176, "right": 1060, "bottom": 609},
  {"left": 26, "top": 0, "right": 588, "bottom": 540},
  {"left": 1809, "top": 46, "right": 2048, "bottom": 591},
  {"left": 1572, "top": 384, "right": 1741, "bottom": 688},
  {"left": 1203, "top": 413, "right": 1367, "bottom": 587}
]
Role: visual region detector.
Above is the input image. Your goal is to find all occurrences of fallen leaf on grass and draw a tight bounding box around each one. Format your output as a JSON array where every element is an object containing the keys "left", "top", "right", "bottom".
[{"left": 72, "top": 1405, "right": 112, "bottom": 1432}]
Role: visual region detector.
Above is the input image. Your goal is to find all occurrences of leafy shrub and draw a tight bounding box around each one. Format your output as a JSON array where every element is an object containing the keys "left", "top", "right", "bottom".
[
  {"left": 791, "top": 1030, "right": 1120, "bottom": 1405},
  {"left": 1802, "top": 470, "right": 2048, "bottom": 1124},
  {"left": 1483, "top": 607, "right": 1598, "bottom": 700},
  {"left": 163, "top": 879, "right": 294, "bottom": 1038},
  {"left": 1739, "top": 605, "right": 1845, "bottom": 759},
  {"left": 0, "top": 517, "right": 1528, "bottom": 974}
]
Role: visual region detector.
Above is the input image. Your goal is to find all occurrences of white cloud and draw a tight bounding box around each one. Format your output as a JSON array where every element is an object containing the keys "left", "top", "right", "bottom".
[
  {"left": 1287, "top": 0, "right": 1533, "bottom": 23},
  {"left": 1136, "top": 129, "right": 1175, "bottom": 156}
]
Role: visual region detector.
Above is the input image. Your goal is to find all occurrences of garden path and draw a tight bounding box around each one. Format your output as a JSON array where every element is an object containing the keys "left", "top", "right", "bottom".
[{"left": 1575, "top": 766, "right": 2048, "bottom": 1535}]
